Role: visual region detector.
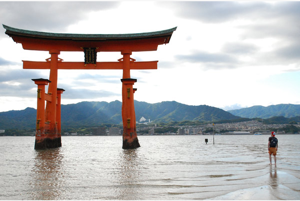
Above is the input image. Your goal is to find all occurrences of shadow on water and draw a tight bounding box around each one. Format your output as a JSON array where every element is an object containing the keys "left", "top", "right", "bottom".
[{"left": 29, "top": 148, "right": 64, "bottom": 200}]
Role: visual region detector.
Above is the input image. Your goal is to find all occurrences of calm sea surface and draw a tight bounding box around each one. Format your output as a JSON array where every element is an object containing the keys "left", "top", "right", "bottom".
[{"left": 0, "top": 135, "right": 299, "bottom": 200}]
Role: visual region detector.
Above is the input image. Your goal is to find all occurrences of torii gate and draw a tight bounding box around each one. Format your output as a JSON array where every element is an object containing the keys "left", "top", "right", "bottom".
[{"left": 3, "top": 24, "right": 176, "bottom": 149}]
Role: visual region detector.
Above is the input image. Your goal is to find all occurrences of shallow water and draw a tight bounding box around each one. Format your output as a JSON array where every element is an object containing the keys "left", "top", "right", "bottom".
[{"left": 0, "top": 135, "right": 299, "bottom": 200}]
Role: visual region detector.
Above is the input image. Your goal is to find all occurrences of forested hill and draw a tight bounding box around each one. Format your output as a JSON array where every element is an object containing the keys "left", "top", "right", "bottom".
[
  {"left": 0, "top": 100, "right": 239, "bottom": 129},
  {"left": 228, "top": 104, "right": 300, "bottom": 119}
]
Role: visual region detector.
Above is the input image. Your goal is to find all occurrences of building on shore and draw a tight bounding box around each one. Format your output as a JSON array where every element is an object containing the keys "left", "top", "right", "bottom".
[
  {"left": 177, "top": 128, "right": 184, "bottom": 135},
  {"left": 92, "top": 127, "right": 107, "bottom": 136},
  {"left": 109, "top": 127, "right": 120, "bottom": 135},
  {"left": 149, "top": 128, "right": 154, "bottom": 135}
]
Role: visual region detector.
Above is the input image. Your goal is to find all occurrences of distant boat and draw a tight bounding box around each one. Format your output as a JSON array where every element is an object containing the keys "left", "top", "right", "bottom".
[{"left": 254, "top": 133, "right": 262, "bottom": 135}]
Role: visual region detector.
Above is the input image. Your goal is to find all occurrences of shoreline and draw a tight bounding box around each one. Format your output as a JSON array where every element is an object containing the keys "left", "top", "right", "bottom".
[{"left": 1, "top": 133, "right": 300, "bottom": 137}]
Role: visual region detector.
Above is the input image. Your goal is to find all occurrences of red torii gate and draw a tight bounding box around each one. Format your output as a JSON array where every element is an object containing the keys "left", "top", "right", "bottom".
[{"left": 3, "top": 24, "right": 176, "bottom": 149}]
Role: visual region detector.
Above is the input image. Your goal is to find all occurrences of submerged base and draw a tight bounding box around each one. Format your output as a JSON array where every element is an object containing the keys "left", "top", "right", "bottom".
[
  {"left": 34, "top": 137, "right": 62, "bottom": 150},
  {"left": 122, "top": 137, "right": 140, "bottom": 149}
]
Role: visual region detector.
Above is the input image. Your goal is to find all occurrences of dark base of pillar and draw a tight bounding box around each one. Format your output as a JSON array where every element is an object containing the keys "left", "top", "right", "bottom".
[
  {"left": 122, "top": 137, "right": 140, "bottom": 149},
  {"left": 34, "top": 137, "right": 62, "bottom": 150}
]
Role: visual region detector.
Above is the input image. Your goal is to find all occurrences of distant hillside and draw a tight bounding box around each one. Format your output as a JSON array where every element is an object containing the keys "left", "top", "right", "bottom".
[
  {"left": 262, "top": 116, "right": 300, "bottom": 124},
  {"left": 0, "top": 100, "right": 239, "bottom": 129},
  {"left": 228, "top": 104, "right": 300, "bottom": 119}
]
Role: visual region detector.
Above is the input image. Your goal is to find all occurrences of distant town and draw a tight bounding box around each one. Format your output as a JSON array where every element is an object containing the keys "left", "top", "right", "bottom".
[
  {"left": 1, "top": 116, "right": 299, "bottom": 136},
  {"left": 62, "top": 116, "right": 300, "bottom": 136}
]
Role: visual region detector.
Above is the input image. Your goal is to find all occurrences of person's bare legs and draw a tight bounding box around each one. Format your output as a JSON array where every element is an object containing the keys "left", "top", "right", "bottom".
[
  {"left": 274, "top": 155, "right": 276, "bottom": 167},
  {"left": 269, "top": 154, "right": 272, "bottom": 165}
]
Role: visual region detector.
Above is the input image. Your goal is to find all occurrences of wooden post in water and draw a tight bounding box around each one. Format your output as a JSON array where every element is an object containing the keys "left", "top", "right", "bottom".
[{"left": 213, "top": 123, "right": 215, "bottom": 145}]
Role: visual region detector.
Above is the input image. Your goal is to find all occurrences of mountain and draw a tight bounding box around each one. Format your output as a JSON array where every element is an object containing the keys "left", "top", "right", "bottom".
[
  {"left": 0, "top": 100, "right": 239, "bottom": 129},
  {"left": 228, "top": 104, "right": 300, "bottom": 119},
  {"left": 0, "top": 107, "right": 36, "bottom": 129},
  {"left": 134, "top": 101, "right": 239, "bottom": 123}
]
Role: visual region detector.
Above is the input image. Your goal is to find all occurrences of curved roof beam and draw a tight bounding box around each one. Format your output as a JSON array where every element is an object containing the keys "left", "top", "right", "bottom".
[{"left": 3, "top": 24, "right": 177, "bottom": 41}]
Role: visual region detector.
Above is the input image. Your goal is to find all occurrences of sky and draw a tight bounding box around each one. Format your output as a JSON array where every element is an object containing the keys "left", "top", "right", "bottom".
[{"left": 0, "top": 1, "right": 300, "bottom": 112}]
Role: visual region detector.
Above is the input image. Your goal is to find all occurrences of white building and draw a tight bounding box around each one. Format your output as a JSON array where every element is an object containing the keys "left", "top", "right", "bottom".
[
  {"left": 140, "top": 117, "right": 146, "bottom": 122},
  {"left": 139, "top": 116, "right": 151, "bottom": 124}
]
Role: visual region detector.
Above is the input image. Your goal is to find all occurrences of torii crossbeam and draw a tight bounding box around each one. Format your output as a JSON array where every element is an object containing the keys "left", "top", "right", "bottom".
[{"left": 3, "top": 24, "right": 176, "bottom": 149}]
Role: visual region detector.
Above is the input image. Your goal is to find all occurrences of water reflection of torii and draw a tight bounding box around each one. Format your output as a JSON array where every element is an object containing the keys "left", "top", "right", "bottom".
[{"left": 3, "top": 24, "right": 176, "bottom": 149}]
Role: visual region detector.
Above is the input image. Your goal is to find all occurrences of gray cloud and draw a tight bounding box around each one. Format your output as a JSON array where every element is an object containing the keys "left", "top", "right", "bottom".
[
  {"left": 60, "top": 88, "right": 119, "bottom": 100},
  {"left": 222, "top": 42, "right": 258, "bottom": 55},
  {"left": 133, "top": 70, "right": 151, "bottom": 74},
  {"left": 0, "top": 67, "right": 123, "bottom": 99},
  {"left": 0, "top": 68, "right": 48, "bottom": 97},
  {"left": 232, "top": 2, "right": 300, "bottom": 45},
  {"left": 158, "top": 61, "right": 175, "bottom": 69},
  {"left": 177, "top": 51, "right": 237, "bottom": 64},
  {"left": 0, "top": 1, "right": 119, "bottom": 38},
  {"left": 0, "top": 80, "right": 120, "bottom": 100},
  {"left": 162, "top": 1, "right": 271, "bottom": 23},
  {"left": 0, "top": 71, "right": 120, "bottom": 99},
  {"left": 257, "top": 41, "right": 300, "bottom": 69},
  {"left": 175, "top": 51, "right": 242, "bottom": 70},
  {"left": 75, "top": 73, "right": 120, "bottom": 84},
  {"left": 239, "top": 20, "right": 299, "bottom": 41},
  {"left": 166, "top": 1, "right": 300, "bottom": 70},
  {"left": 0, "top": 57, "right": 20, "bottom": 66},
  {"left": 163, "top": 2, "right": 300, "bottom": 25},
  {"left": 0, "top": 79, "right": 36, "bottom": 97},
  {"left": 275, "top": 42, "right": 300, "bottom": 61},
  {"left": 55, "top": 82, "right": 120, "bottom": 99},
  {"left": 0, "top": 69, "right": 46, "bottom": 82},
  {"left": 175, "top": 51, "right": 239, "bottom": 70},
  {"left": 273, "top": 2, "right": 300, "bottom": 23}
]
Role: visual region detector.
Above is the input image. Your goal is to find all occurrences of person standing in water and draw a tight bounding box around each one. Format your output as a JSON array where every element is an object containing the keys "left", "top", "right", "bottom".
[{"left": 268, "top": 131, "right": 278, "bottom": 166}]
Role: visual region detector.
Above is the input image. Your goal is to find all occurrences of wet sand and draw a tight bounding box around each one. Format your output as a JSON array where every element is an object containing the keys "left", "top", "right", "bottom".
[{"left": 210, "top": 168, "right": 300, "bottom": 200}]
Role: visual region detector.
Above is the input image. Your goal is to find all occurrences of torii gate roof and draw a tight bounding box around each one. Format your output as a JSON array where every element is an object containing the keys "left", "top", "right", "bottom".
[{"left": 3, "top": 24, "right": 177, "bottom": 52}]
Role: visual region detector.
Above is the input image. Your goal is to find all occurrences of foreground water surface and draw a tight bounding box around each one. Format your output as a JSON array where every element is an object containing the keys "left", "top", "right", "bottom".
[{"left": 0, "top": 135, "right": 299, "bottom": 200}]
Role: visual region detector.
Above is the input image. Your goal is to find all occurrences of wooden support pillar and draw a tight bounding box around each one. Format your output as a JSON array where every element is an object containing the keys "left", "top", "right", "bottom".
[
  {"left": 43, "top": 50, "right": 61, "bottom": 148},
  {"left": 46, "top": 50, "right": 60, "bottom": 130},
  {"left": 121, "top": 50, "right": 131, "bottom": 79},
  {"left": 133, "top": 88, "right": 137, "bottom": 129},
  {"left": 56, "top": 88, "right": 65, "bottom": 147},
  {"left": 121, "top": 78, "right": 140, "bottom": 149},
  {"left": 32, "top": 78, "right": 51, "bottom": 149}
]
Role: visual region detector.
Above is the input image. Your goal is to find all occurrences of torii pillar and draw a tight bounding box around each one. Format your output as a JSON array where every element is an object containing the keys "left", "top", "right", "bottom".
[
  {"left": 121, "top": 78, "right": 139, "bottom": 148},
  {"left": 121, "top": 50, "right": 139, "bottom": 148},
  {"left": 32, "top": 78, "right": 65, "bottom": 149}
]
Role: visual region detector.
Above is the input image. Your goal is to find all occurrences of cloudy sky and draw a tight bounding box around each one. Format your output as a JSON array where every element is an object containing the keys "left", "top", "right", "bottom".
[{"left": 0, "top": 1, "right": 300, "bottom": 112}]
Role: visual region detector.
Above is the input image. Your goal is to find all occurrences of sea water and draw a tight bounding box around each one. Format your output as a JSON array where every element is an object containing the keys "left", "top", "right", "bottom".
[{"left": 0, "top": 135, "right": 299, "bottom": 200}]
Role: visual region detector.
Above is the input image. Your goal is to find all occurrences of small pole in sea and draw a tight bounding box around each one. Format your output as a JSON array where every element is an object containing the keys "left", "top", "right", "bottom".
[{"left": 213, "top": 123, "right": 215, "bottom": 145}]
